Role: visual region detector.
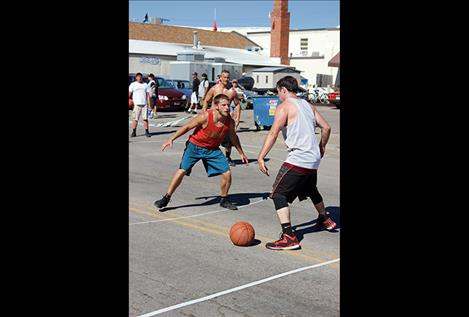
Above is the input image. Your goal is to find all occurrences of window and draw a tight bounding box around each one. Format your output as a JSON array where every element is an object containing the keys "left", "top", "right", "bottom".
[
  {"left": 266, "top": 75, "right": 268, "bottom": 84},
  {"left": 256, "top": 75, "right": 259, "bottom": 83},
  {"left": 316, "top": 74, "right": 333, "bottom": 87},
  {"left": 300, "top": 38, "right": 308, "bottom": 51}
]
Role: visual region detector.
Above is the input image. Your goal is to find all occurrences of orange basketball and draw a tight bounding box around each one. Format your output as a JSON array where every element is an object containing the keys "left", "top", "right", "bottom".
[{"left": 229, "top": 221, "right": 255, "bottom": 246}]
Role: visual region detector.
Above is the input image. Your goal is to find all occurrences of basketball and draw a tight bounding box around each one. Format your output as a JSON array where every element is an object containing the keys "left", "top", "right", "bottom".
[{"left": 229, "top": 221, "right": 255, "bottom": 246}]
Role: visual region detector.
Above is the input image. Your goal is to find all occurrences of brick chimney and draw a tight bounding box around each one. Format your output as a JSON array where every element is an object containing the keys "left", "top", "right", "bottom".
[{"left": 270, "top": 0, "right": 290, "bottom": 65}]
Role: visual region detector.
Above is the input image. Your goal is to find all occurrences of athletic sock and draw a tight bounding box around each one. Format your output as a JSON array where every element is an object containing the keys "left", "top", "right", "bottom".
[{"left": 281, "top": 223, "right": 293, "bottom": 236}]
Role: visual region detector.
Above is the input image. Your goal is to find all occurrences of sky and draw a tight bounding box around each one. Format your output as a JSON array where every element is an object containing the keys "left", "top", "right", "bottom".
[{"left": 129, "top": 0, "right": 340, "bottom": 29}]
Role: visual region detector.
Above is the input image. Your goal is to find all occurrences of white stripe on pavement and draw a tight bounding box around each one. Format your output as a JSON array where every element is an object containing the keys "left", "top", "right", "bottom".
[
  {"left": 137, "top": 258, "right": 340, "bottom": 317},
  {"left": 129, "top": 197, "right": 268, "bottom": 226}
]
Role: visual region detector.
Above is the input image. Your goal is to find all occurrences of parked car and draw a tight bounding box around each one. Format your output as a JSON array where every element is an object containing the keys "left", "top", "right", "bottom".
[
  {"left": 128, "top": 74, "right": 187, "bottom": 111},
  {"left": 328, "top": 91, "right": 340, "bottom": 108},
  {"left": 155, "top": 77, "right": 188, "bottom": 110},
  {"left": 236, "top": 76, "right": 255, "bottom": 90},
  {"left": 165, "top": 79, "right": 192, "bottom": 102},
  {"left": 237, "top": 83, "right": 258, "bottom": 109}
]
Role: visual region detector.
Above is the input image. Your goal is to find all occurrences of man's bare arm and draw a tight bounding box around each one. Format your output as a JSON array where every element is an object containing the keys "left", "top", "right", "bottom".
[
  {"left": 161, "top": 112, "right": 208, "bottom": 151},
  {"left": 313, "top": 106, "right": 331, "bottom": 157},
  {"left": 229, "top": 120, "right": 248, "bottom": 164},
  {"left": 257, "top": 103, "right": 289, "bottom": 175},
  {"left": 232, "top": 93, "right": 241, "bottom": 127},
  {"left": 313, "top": 106, "right": 331, "bottom": 147},
  {"left": 202, "top": 87, "right": 214, "bottom": 112}
]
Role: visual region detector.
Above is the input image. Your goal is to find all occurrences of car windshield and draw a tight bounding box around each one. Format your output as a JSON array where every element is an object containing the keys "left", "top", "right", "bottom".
[{"left": 156, "top": 78, "right": 174, "bottom": 88}]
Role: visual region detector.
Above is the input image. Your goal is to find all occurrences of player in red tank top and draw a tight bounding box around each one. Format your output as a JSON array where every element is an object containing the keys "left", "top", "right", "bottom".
[{"left": 154, "top": 94, "right": 249, "bottom": 211}]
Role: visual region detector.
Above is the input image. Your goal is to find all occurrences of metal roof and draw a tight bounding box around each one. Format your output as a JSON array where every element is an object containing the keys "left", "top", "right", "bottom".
[{"left": 129, "top": 40, "right": 286, "bottom": 67}]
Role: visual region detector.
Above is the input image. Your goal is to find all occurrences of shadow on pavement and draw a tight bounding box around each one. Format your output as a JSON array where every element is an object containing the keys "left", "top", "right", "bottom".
[
  {"left": 231, "top": 158, "right": 269, "bottom": 165},
  {"left": 248, "top": 239, "right": 262, "bottom": 247},
  {"left": 236, "top": 128, "right": 260, "bottom": 133},
  {"left": 159, "top": 192, "right": 270, "bottom": 212},
  {"left": 292, "top": 206, "right": 340, "bottom": 242},
  {"left": 153, "top": 114, "right": 177, "bottom": 119},
  {"left": 148, "top": 130, "right": 177, "bottom": 136}
]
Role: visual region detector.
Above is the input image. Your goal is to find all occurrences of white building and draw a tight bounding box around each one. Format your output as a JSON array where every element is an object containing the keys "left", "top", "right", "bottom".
[
  {"left": 191, "top": 26, "right": 340, "bottom": 88},
  {"left": 129, "top": 22, "right": 287, "bottom": 82},
  {"left": 250, "top": 67, "right": 301, "bottom": 89}
]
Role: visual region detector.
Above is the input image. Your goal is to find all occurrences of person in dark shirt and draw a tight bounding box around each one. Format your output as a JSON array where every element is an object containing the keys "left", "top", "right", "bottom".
[
  {"left": 147, "top": 73, "right": 159, "bottom": 118},
  {"left": 187, "top": 72, "right": 200, "bottom": 114}
]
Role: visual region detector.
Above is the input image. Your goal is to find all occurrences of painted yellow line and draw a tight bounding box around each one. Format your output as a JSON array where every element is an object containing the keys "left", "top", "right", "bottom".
[
  {"left": 129, "top": 206, "right": 340, "bottom": 268},
  {"left": 129, "top": 203, "right": 340, "bottom": 261},
  {"left": 185, "top": 215, "right": 339, "bottom": 261}
]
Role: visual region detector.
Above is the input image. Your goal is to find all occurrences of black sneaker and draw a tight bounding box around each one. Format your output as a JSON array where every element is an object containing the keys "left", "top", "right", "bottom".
[
  {"left": 227, "top": 158, "right": 236, "bottom": 167},
  {"left": 220, "top": 197, "right": 237, "bottom": 210},
  {"left": 145, "top": 131, "right": 152, "bottom": 138},
  {"left": 154, "top": 195, "right": 170, "bottom": 210},
  {"left": 131, "top": 131, "right": 136, "bottom": 137},
  {"left": 265, "top": 232, "right": 300, "bottom": 250}
]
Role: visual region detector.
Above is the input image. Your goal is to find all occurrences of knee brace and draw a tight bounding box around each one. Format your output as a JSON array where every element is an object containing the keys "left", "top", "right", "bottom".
[{"left": 272, "top": 194, "right": 289, "bottom": 210}]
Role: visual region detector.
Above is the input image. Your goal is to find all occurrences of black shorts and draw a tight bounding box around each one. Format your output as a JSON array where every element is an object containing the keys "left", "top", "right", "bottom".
[
  {"left": 149, "top": 96, "right": 156, "bottom": 108},
  {"left": 270, "top": 163, "right": 321, "bottom": 203}
]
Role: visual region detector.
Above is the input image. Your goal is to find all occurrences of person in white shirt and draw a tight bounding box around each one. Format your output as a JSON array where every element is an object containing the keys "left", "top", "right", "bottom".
[
  {"left": 257, "top": 76, "right": 336, "bottom": 251},
  {"left": 129, "top": 73, "right": 151, "bottom": 138}
]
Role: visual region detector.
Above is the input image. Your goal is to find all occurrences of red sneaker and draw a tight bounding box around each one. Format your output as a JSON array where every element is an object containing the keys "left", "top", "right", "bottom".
[
  {"left": 265, "top": 232, "right": 300, "bottom": 250},
  {"left": 318, "top": 215, "right": 337, "bottom": 230}
]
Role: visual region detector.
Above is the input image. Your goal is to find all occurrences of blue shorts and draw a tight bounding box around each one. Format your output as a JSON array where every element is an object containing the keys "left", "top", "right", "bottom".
[{"left": 180, "top": 141, "right": 230, "bottom": 177}]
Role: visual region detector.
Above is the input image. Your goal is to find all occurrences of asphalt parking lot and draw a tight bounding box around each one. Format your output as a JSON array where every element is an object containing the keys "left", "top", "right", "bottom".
[{"left": 129, "top": 105, "right": 340, "bottom": 317}]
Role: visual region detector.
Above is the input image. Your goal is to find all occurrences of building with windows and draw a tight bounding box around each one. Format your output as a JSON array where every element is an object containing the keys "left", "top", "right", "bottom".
[
  {"left": 194, "top": 26, "right": 340, "bottom": 89},
  {"left": 250, "top": 67, "right": 301, "bottom": 89},
  {"left": 129, "top": 22, "right": 287, "bottom": 82}
]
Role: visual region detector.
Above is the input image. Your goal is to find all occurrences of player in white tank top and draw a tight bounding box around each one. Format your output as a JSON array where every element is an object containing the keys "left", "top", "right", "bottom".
[
  {"left": 257, "top": 76, "right": 336, "bottom": 251},
  {"left": 281, "top": 97, "right": 322, "bottom": 169}
]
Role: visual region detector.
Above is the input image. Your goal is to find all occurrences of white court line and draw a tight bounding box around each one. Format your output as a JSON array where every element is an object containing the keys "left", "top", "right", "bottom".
[
  {"left": 129, "top": 140, "right": 286, "bottom": 162},
  {"left": 129, "top": 197, "right": 268, "bottom": 226},
  {"left": 137, "top": 258, "right": 340, "bottom": 317}
]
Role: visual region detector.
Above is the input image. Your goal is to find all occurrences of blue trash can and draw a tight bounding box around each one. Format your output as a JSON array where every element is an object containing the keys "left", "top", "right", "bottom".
[{"left": 252, "top": 96, "right": 280, "bottom": 131}]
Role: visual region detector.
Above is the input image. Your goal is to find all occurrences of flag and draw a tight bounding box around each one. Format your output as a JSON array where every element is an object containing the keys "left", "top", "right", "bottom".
[
  {"left": 143, "top": 13, "right": 148, "bottom": 23},
  {"left": 213, "top": 8, "right": 217, "bottom": 31}
]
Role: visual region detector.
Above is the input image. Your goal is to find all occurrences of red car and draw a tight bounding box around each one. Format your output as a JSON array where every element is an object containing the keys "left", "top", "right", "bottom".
[
  {"left": 155, "top": 77, "right": 187, "bottom": 110},
  {"left": 128, "top": 74, "right": 187, "bottom": 111},
  {"left": 328, "top": 91, "right": 340, "bottom": 108}
]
